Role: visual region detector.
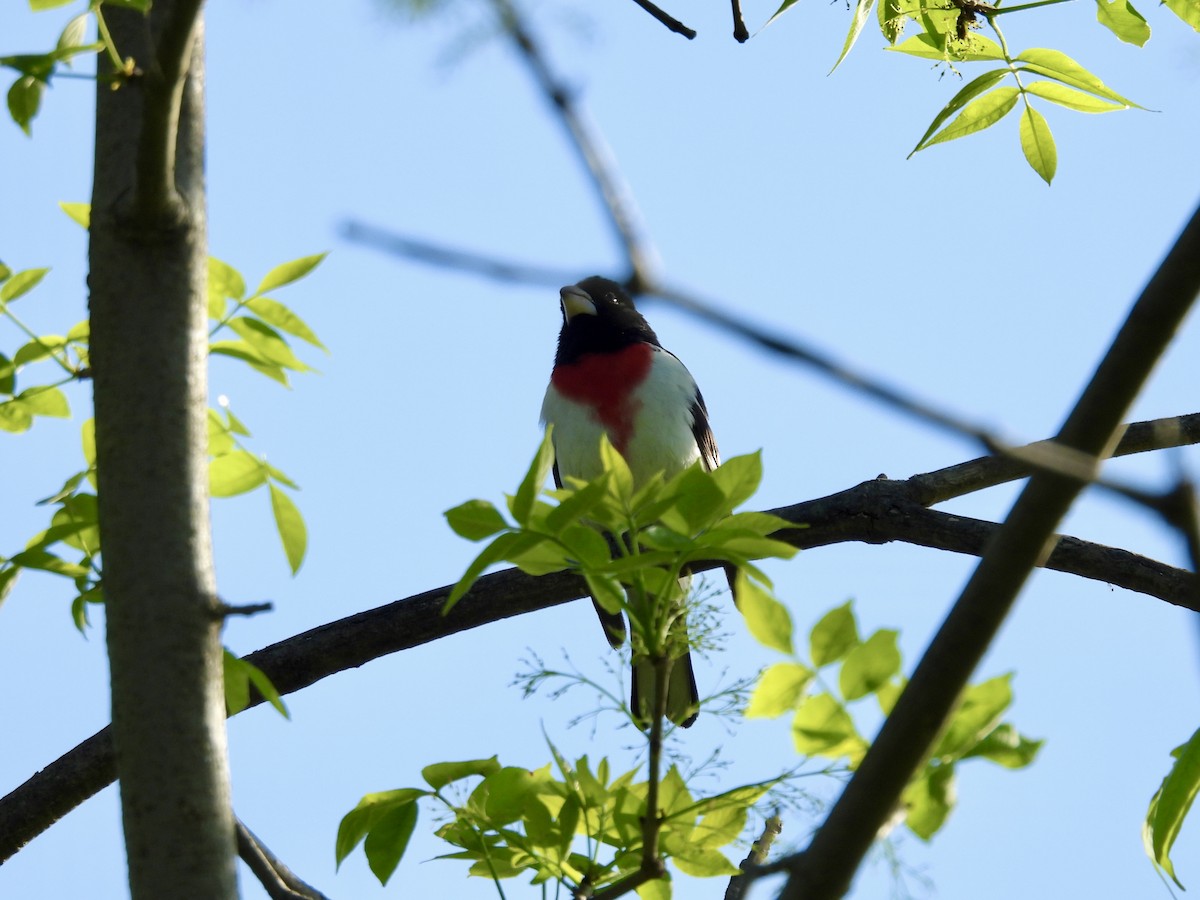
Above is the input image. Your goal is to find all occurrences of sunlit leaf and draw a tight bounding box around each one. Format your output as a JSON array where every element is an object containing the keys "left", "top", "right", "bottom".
[
  {"left": 904, "top": 763, "right": 957, "bottom": 840},
  {"left": 1023, "top": 80, "right": 1125, "bottom": 113},
  {"left": 1014, "top": 48, "right": 1139, "bottom": 107},
  {"left": 762, "top": 0, "right": 804, "bottom": 31},
  {"left": 269, "top": 485, "right": 307, "bottom": 574},
  {"left": 513, "top": 430, "right": 556, "bottom": 525},
  {"left": 1095, "top": 0, "right": 1151, "bottom": 44},
  {"left": 245, "top": 296, "right": 327, "bottom": 350},
  {"left": 810, "top": 601, "right": 859, "bottom": 667},
  {"left": 1163, "top": 0, "right": 1200, "bottom": 29},
  {"left": 746, "top": 662, "right": 812, "bottom": 718},
  {"left": 17, "top": 385, "right": 69, "bottom": 418},
  {"left": 792, "top": 693, "right": 865, "bottom": 761},
  {"left": 1145, "top": 726, "right": 1200, "bottom": 888},
  {"left": 254, "top": 252, "right": 327, "bottom": 295},
  {"left": 831, "top": 0, "right": 877, "bottom": 72},
  {"left": 7, "top": 75, "right": 43, "bottom": 135},
  {"left": 422, "top": 757, "right": 502, "bottom": 790},
  {"left": 1019, "top": 104, "right": 1057, "bottom": 184},
  {"left": 839, "top": 629, "right": 901, "bottom": 701},
  {"left": 209, "top": 450, "right": 267, "bottom": 497},
  {"left": 737, "top": 570, "right": 793, "bottom": 655},
  {"left": 364, "top": 800, "right": 418, "bottom": 885},
  {"left": 336, "top": 788, "right": 428, "bottom": 867},
  {"left": 0, "top": 267, "right": 49, "bottom": 302},
  {"left": 907, "top": 68, "right": 1009, "bottom": 157},
  {"left": 914, "top": 86, "right": 1020, "bottom": 153},
  {"left": 58, "top": 201, "right": 90, "bottom": 228},
  {"left": 445, "top": 499, "right": 510, "bottom": 541},
  {"left": 963, "top": 722, "right": 1043, "bottom": 769}
]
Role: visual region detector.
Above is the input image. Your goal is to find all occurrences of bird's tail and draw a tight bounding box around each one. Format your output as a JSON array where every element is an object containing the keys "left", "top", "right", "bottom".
[{"left": 631, "top": 648, "right": 699, "bottom": 729}]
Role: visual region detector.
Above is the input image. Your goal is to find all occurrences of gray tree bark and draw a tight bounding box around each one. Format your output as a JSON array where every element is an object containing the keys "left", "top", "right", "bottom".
[{"left": 88, "top": 4, "right": 235, "bottom": 897}]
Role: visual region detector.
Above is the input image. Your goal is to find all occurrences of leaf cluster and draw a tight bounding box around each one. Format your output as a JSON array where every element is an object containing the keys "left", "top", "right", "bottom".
[
  {"left": 0, "top": 207, "right": 325, "bottom": 627},
  {"left": 445, "top": 431, "right": 797, "bottom": 665},
  {"left": 337, "top": 748, "right": 776, "bottom": 896},
  {"left": 744, "top": 600, "right": 1043, "bottom": 840}
]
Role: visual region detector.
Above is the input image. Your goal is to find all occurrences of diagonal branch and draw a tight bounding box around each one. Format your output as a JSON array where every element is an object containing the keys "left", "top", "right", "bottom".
[
  {"left": 627, "top": 0, "right": 697, "bottom": 38},
  {"left": 492, "top": 0, "right": 663, "bottom": 283},
  {"left": 1, "top": 412, "right": 1196, "bottom": 863},
  {"left": 777, "top": 201, "right": 1200, "bottom": 900}
]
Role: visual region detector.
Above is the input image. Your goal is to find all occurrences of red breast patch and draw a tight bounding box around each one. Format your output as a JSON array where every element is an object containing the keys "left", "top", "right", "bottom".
[{"left": 551, "top": 343, "right": 653, "bottom": 452}]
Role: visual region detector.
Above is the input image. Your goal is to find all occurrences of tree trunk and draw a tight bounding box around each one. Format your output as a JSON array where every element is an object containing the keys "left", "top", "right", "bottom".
[{"left": 89, "top": 5, "right": 235, "bottom": 897}]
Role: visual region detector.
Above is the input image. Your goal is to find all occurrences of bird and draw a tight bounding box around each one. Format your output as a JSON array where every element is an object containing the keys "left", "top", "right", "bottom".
[{"left": 540, "top": 276, "right": 721, "bottom": 729}]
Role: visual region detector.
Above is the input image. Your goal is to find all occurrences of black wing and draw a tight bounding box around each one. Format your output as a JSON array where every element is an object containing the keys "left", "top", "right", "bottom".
[{"left": 690, "top": 388, "right": 720, "bottom": 473}]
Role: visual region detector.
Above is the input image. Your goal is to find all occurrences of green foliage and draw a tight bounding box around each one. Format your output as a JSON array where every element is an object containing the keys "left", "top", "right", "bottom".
[
  {"left": 337, "top": 748, "right": 776, "bottom": 893},
  {"left": 1144, "top": 725, "right": 1200, "bottom": 888},
  {"left": 0, "top": 227, "right": 325, "bottom": 622},
  {"left": 744, "top": 600, "right": 1041, "bottom": 840},
  {"left": 222, "top": 649, "right": 289, "bottom": 718}
]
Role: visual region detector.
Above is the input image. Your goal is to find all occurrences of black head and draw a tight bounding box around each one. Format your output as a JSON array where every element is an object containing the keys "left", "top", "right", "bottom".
[{"left": 554, "top": 277, "right": 660, "bottom": 364}]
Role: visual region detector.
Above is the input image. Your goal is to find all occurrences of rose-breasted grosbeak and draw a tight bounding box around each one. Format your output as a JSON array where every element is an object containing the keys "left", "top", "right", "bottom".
[{"left": 541, "top": 276, "right": 721, "bottom": 728}]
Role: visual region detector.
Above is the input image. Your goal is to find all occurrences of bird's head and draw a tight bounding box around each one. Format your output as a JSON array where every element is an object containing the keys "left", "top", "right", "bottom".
[{"left": 556, "top": 277, "right": 659, "bottom": 353}]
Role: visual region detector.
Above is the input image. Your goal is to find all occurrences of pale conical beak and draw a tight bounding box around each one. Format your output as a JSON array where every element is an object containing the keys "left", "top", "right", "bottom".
[{"left": 560, "top": 285, "right": 597, "bottom": 321}]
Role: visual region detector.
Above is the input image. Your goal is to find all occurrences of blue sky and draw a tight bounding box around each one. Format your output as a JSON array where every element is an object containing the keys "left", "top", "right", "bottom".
[{"left": 2, "top": 1, "right": 1199, "bottom": 898}]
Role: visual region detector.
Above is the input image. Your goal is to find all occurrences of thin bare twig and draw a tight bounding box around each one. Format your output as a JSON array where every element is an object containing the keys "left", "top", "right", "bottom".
[
  {"left": 236, "top": 817, "right": 330, "bottom": 900},
  {"left": 491, "top": 0, "right": 662, "bottom": 284},
  {"left": 777, "top": 201, "right": 1200, "bottom": 900},
  {"left": 627, "top": 0, "right": 697, "bottom": 38},
  {"left": 725, "top": 814, "right": 783, "bottom": 899},
  {"left": 730, "top": 0, "right": 750, "bottom": 42}
]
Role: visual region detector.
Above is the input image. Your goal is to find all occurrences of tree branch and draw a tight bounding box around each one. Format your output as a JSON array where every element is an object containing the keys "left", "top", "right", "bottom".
[
  {"left": 777, "top": 201, "right": 1200, "bottom": 900},
  {"left": 492, "top": 0, "right": 663, "bottom": 284},
  {"left": 1, "top": 414, "right": 1196, "bottom": 863},
  {"left": 236, "top": 817, "right": 330, "bottom": 900},
  {"left": 627, "top": 0, "right": 697, "bottom": 39}
]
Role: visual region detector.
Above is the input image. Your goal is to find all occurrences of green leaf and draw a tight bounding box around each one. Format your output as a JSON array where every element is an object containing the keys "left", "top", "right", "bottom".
[
  {"left": 746, "top": 662, "right": 813, "bottom": 718},
  {"left": 103, "top": 0, "right": 152, "bottom": 10},
  {"left": 792, "top": 693, "right": 866, "bottom": 762},
  {"left": 907, "top": 68, "right": 1009, "bottom": 158},
  {"left": 445, "top": 499, "right": 510, "bottom": 541},
  {"left": 915, "top": 86, "right": 1020, "bottom": 153},
  {"left": 17, "top": 385, "right": 69, "bottom": 418},
  {"left": 59, "top": 201, "right": 90, "bottom": 228},
  {"left": 269, "top": 485, "right": 307, "bottom": 575},
  {"left": 598, "top": 433, "right": 634, "bottom": 505},
  {"left": 242, "top": 656, "right": 289, "bottom": 717},
  {"left": 9, "top": 548, "right": 89, "bottom": 578},
  {"left": 670, "top": 846, "right": 741, "bottom": 878},
  {"left": 482, "top": 767, "right": 541, "bottom": 823},
  {"left": 222, "top": 649, "right": 251, "bottom": 715},
  {"left": 209, "top": 450, "right": 268, "bottom": 497},
  {"left": 710, "top": 451, "right": 763, "bottom": 511},
  {"left": 1014, "top": 48, "right": 1138, "bottom": 107},
  {"left": 444, "top": 532, "right": 522, "bottom": 612},
  {"left": 1095, "top": 0, "right": 1151, "bottom": 44},
  {"left": 889, "top": 31, "right": 1004, "bottom": 61},
  {"left": 904, "top": 763, "right": 956, "bottom": 840},
  {"left": 1146, "top": 726, "right": 1200, "bottom": 888},
  {"left": 245, "top": 297, "right": 326, "bottom": 350},
  {"left": 962, "top": 722, "right": 1043, "bottom": 769},
  {"left": 228, "top": 317, "right": 312, "bottom": 371},
  {"left": 513, "top": 431, "right": 556, "bottom": 525},
  {"left": 839, "top": 629, "right": 901, "bottom": 701},
  {"left": 584, "top": 571, "right": 625, "bottom": 616},
  {"left": 0, "top": 566, "right": 20, "bottom": 607},
  {"left": 364, "top": 800, "right": 418, "bottom": 885},
  {"left": 737, "top": 571, "right": 793, "bottom": 655},
  {"left": 336, "top": 788, "right": 429, "bottom": 867},
  {"left": 13, "top": 335, "right": 67, "bottom": 368},
  {"left": 209, "top": 341, "right": 289, "bottom": 385},
  {"left": 1163, "top": 0, "right": 1200, "bottom": 29},
  {"left": 57, "top": 13, "right": 89, "bottom": 52},
  {"left": 0, "top": 400, "right": 33, "bottom": 433},
  {"left": 423, "top": 757, "right": 502, "bottom": 790},
  {"left": 30, "top": 0, "right": 75, "bottom": 8},
  {"left": 810, "top": 601, "right": 859, "bottom": 667},
  {"left": 209, "top": 257, "right": 246, "bottom": 301},
  {"left": 1018, "top": 104, "right": 1057, "bottom": 185},
  {"left": 0, "top": 267, "right": 49, "bottom": 302},
  {"left": 0, "top": 353, "right": 12, "bottom": 395},
  {"left": 878, "top": 0, "right": 905, "bottom": 43},
  {"left": 636, "top": 879, "right": 671, "bottom": 900},
  {"left": 658, "top": 465, "right": 726, "bottom": 535},
  {"left": 831, "top": 0, "right": 877, "bottom": 72},
  {"left": 81, "top": 417, "right": 95, "bottom": 468},
  {"left": 254, "top": 252, "right": 327, "bottom": 295},
  {"left": 1023, "top": 81, "right": 1126, "bottom": 113},
  {"left": 7, "top": 75, "right": 43, "bottom": 134},
  {"left": 935, "top": 674, "right": 1013, "bottom": 759},
  {"left": 762, "top": 0, "right": 804, "bottom": 31}
]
